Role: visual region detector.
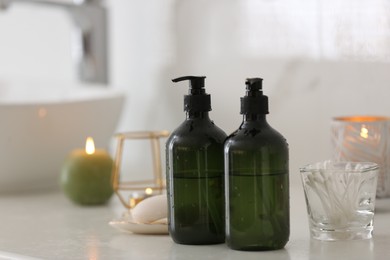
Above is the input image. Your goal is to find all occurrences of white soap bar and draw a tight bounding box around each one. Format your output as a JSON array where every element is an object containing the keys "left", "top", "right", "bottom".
[{"left": 131, "top": 195, "right": 168, "bottom": 224}]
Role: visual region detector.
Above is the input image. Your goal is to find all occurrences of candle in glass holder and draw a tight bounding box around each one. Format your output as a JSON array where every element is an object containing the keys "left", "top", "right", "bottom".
[
  {"left": 331, "top": 116, "right": 390, "bottom": 197},
  {"left": 129, "top": 188, "right": 155, "bottom": 208}
]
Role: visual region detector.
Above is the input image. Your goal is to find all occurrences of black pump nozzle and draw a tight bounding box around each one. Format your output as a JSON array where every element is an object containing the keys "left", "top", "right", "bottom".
[
  {"left": 172, "top": 76, "right": 211, "bottom": 112},
  {"left": 241, "top": 77, "right": 269, "bottom": 114},
  {"left": 172, "top": 76, "right": 206, "bottom": 95},
  {"left": 246, "top": 78, "right": 263, "bottom": 94}
]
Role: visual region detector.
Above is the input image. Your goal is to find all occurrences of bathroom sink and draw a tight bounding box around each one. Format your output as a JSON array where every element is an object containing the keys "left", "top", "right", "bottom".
[{"left": 0, "top": 79, "right": 125, "bottom": 193}]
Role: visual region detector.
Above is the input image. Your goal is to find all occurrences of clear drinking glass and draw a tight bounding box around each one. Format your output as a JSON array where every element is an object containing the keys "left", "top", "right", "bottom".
[{"left": 300, "top": 161, "right": 379, "bottom": 241}]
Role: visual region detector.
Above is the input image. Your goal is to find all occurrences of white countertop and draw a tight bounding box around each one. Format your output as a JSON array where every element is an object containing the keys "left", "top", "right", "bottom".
[{"left": 1, "top": 185, "right": 390, "bottom": 260}]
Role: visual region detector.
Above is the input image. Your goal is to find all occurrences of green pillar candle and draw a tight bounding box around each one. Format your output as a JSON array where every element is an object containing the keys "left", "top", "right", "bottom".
[{"left": 61, "top": 137, "right": 114, "bottom": 205}]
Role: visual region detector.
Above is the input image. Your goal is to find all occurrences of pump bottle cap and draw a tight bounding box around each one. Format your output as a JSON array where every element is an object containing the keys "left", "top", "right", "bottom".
[
  {"left": 172, "top": 76, "right": 211, "bottom": 112},
  {"left": 240, "top": 78, "right": 269, "bottom": 115}
]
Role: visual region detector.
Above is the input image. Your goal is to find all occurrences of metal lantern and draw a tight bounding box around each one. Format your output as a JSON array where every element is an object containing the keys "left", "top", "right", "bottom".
[{"left": 112, "top": 131, "right": 170, "bottom": 208}]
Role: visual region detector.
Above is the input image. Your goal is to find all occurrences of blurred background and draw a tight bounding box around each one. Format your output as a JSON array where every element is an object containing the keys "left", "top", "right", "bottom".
[{"left": 1, "top": 0, "right": 389, "bottom": 186}]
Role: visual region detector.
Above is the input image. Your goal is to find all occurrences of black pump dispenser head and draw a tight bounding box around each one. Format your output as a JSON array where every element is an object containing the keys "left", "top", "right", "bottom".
[
  {"left": 240, "top": 78, "right": 269, "bottom": 114},
  {"left": 172, "top": 76, "right": 211, "bottom": 112}
]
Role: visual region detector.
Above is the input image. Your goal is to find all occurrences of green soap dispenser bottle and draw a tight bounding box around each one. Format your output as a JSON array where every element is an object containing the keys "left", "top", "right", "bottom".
[
  {"left": 166, "top": 76, "right": 227, "bottom": 245},
  {"left": 224, "top": 78, "right": 289, "bottom": 251}
]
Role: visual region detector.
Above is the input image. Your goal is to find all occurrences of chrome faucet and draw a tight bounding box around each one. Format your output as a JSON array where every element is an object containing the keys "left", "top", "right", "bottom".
[{"left": 0, "top": 0, "right": 108, "bottom": 84}]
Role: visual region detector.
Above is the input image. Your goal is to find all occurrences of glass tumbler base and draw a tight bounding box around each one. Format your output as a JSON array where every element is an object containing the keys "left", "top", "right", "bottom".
[{"left": 310, "top": 227, "right": 373, "bottom": 241}]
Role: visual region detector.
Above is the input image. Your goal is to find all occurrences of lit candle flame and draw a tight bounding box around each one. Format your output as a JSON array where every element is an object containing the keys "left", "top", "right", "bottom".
[
  {"left": 145, "top": 187, "right": 153, "bottom": 195},
  {"left": 85, "top": 137, "right": 95, "bottom": 155},
  {"left": 38, "top": 107, "right": 47, "bottom": 118},
  {"left": 360, "top": 125, "right": 369, "bottom": 139}
]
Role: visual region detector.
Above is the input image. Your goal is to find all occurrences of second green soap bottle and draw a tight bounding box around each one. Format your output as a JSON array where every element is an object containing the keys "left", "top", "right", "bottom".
[
  {"left": 166, "top": 76, "right": 227, "bottom": 245},
  {"left": 224, "top": 78, "right": 290, "bottom": 251}
]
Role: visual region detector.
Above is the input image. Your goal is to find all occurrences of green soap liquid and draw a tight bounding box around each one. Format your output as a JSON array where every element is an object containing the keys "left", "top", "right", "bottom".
[
  {"left": 169, "top": 174, "right": 224, "bottom": 244},
  {"left": 227, "top": 172, "right": 289, "bottom": 251}
]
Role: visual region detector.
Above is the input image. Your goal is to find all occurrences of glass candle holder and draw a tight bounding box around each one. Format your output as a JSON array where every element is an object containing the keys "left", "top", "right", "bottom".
[{"left": 331, "top": 116, "right": 390, "bottom": 198}]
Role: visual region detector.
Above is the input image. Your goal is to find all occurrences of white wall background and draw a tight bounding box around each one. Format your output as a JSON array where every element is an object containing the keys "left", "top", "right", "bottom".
[{"left": 1, "top": 0, "right": 390, "bottom": 185}]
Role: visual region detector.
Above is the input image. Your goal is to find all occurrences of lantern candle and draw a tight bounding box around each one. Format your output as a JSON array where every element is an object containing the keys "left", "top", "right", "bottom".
[
  {"left": 129, "top": 187, "right": 156, "bottom": 208},
  {"left": 61, "top": 137, "right": 114, "bottom": 205},
  {"left": 331, "top": 116, "right": 390, "bottom": 198}
]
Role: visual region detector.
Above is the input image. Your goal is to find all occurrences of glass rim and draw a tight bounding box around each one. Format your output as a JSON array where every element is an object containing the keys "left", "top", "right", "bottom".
[
  {"left": 300, "top": 161, "right": 379, "bottom": 173},
  {"left": 333, "top": 116, "right": 389, "bottom": 122}
]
